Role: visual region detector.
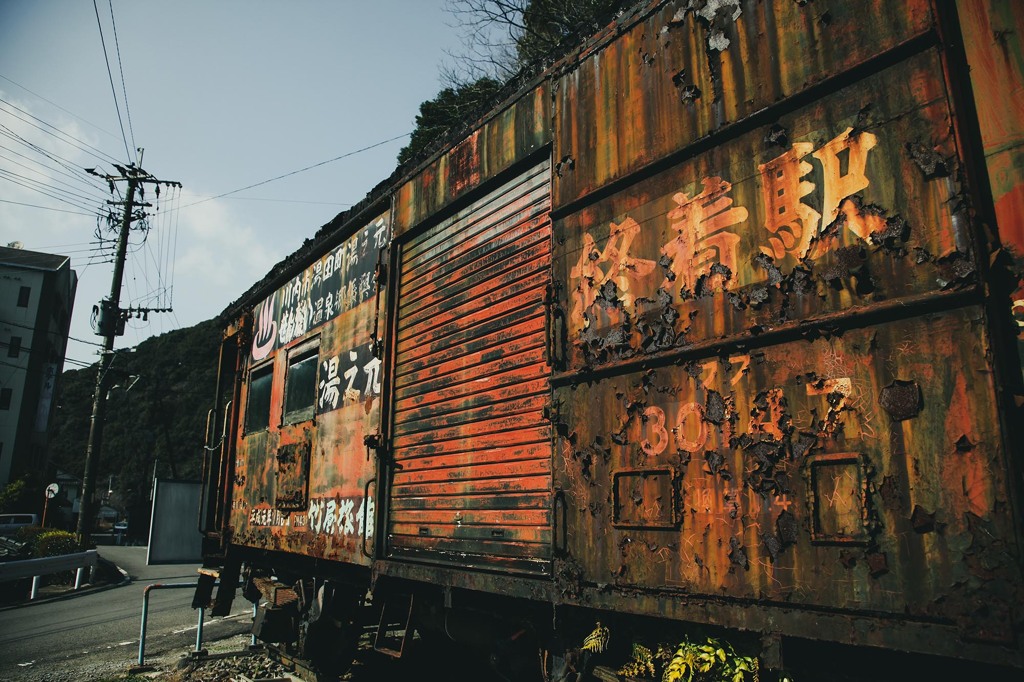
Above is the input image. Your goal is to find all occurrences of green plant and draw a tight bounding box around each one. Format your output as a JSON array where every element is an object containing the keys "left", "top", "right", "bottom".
[
  {"left": 661, "top": 637, "right": 759, "bottom": 682},
  {"left": 34, "top": 529, "right": 78, "bottom": 585},
  {"left": 35, "top": 529, "right": 78, "bottom": 557},
  {"left": 15, "top": 524, "right": 46, "bottom": 549},
  {"left": 0, "top": 478, "right": 32, "bottom": 513}
]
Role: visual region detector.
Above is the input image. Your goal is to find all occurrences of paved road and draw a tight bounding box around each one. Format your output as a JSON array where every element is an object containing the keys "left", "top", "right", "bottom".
[{"left": 0, "top": 546, "right": 252, "bottom": 682}]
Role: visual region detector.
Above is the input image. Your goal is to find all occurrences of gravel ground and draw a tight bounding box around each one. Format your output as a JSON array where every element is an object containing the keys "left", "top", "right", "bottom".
[{"left": 100, "top": 628, "right": 495, "bottom": 682}]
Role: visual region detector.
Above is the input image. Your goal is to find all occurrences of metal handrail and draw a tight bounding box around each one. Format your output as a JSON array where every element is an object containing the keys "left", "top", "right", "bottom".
[{"left": 138, "top": 582, "right": 209, "bottom": 665}]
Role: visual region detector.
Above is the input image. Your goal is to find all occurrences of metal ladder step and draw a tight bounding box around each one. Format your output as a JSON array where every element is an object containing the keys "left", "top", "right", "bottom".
[{"left": 373, "top": 594, "right": 413, "bottom": 658}]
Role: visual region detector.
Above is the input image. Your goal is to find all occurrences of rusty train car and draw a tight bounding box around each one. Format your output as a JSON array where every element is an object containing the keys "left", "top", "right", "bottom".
[{"left": 195, "top": 0, "right": 1024, "bottom": 677}]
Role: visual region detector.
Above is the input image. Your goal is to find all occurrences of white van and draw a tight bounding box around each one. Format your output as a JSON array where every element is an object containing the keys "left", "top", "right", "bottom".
[{"left": 0, "top": 513, "right": 40, "bottom": 537}]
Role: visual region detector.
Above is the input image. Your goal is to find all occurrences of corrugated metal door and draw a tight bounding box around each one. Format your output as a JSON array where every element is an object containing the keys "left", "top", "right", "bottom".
[{"left": 388, "top": 160, "right": 552, "bottom": 574}]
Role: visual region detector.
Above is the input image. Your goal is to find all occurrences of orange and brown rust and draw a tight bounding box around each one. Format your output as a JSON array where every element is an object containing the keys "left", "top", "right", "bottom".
[
  {"left": 392, "top": 84, "right": 550, "bottom": 237},
  {"left": 554, "top": 306, "right": 1019, "bottom": 640},
  {"left": 555, "top": 49, "right": 969, "bottom": 373},
  {"left": 552, "top": 0, "right": 934, "bottom": 209},
  {"left": 227, "top": 212, "right": 389, "bottom": 566},
  {"left": 387, "top": 161, "right": 553, "bottom": 575}
]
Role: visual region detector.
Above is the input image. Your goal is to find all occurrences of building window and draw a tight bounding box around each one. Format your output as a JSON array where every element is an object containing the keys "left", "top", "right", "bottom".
[
  {"left": 7, "top": 337, "right": 21, "bottom": 358},
  {"left": 283, "top": 341, "right": 319, "bottom": 425},
  {"left": 0, "top": 388, "right": 11, "bottom": 410},
  {"left": 244, "top": 363, "right": 274, "bottom": 434},
  {"left": 17, "top": 286, "right": 30, "bottom": 307}
]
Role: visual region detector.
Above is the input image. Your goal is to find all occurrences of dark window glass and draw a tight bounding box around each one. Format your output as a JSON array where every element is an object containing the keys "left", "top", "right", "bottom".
[
  {"left": 7, "top": 337, "right": 21, "bottom": 358},
  {"left": 0, "top": 388, "right": 11, "bottom": 410},
  {"left": 244, "top": 365, "right": 273, "bottom": 434},
  {"left": 283, "top": 351, "right": 318, "bottom": 424},
  {"left": 17, "top": 286, "right": 30, "bottom": 307}
]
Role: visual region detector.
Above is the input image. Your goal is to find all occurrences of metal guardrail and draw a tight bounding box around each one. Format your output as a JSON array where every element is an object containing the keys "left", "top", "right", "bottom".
[{"left": 0, "top": 550, "right": 98, "bottom": 599}]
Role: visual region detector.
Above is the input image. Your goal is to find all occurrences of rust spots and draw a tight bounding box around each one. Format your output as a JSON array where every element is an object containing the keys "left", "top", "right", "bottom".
[
  {"left": 554, "top": 556, "right": 586, "bottom": 600},
  {"left": 743, "top": 439, "right": 790, "bottom": 499},
  {"left": 955, "top": 434, "right": 974, "bottom": 452},
  {"left": 704, "top": 389, "right": 728, "bottom": 424},
  {"left": 866, "top": 551, "right": 889, "bottom": 577},
  {"left": 905, "top": 141, "right": 950, "bottom": 179},
  {"left": 762, "top": 532, "right": 783, "bottom": 562},
  {"left": 671, "top": 68, "right": 701, "bottom": 103},
  {"left": 910, "top": 504, "right": 937, "bottom": 534},
  {"left": 727, "top": 536, "right": 749, "bottom": 570},
  {"left": 555, "top": 154, "right": 576, "bottom": 178},
  {"left": 878, "top": 474, "right": 904, "bottom": 512},
  {"left": 764, "top": 123, "right": 790, "bottom": 149},
  {"left": 703, "top": 450, "right": 730, "bottom": 478},
  {"left": 879, "top": 380, "right": 922, "bottom": 421},
  {"left": 868, "top": 214, "right": 911, "bottom": 256},
  {"left": 682, "top": 0, "right": 743, "bottom": 52},
  {"left": 818, "top": 244, "right": 869, "bottom": 290},
  {"left": 934, "top": 251, "right": 977, "bottom": 289}
]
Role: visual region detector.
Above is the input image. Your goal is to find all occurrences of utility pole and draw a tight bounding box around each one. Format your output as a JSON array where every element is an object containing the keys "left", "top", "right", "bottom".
[{"left": 77, "top": 158, "right": 180, "bottom": 550}]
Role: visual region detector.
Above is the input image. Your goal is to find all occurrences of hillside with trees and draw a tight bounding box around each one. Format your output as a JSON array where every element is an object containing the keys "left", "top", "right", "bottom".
[{"left": 43, "top": 320, "right": 221, "bottom": 531}]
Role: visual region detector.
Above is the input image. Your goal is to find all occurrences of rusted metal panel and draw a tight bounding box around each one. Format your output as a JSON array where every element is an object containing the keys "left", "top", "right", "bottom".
[
  {"left": 958, "top": 0, "right": 1024, "bottom": 372},
  {"left": 554, "top": 49, "right": 971, "bottom": 373},
  {"left": 388, "top": 161, "right": 553, "bottom": 574},
  {"left": 554, "top": 305, "right": 1022, "bottom": 646},
  {"left": 392, "top": 85, "right": 550, "bottom": 237},
  {"left": 552, "top": 0, "right": 935, "bottom": 209},
  {"left": 228, "top": 212, "right": 390, "bottom": 566}
]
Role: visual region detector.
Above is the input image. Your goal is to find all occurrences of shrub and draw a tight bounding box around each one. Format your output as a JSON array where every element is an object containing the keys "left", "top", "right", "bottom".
[
  {"left": 35, "top": 529, "right": 78, "bottom": 556},
  {"left": 34, "top": 529, "right": 78, "bottom": 585},
  {"left": 15, "top": 524, "right": 46, "bottom": 550}
]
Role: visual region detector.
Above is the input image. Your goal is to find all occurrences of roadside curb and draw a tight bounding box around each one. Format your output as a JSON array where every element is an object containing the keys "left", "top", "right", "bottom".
[{"left": 0, "top": 556, "right": 131, "bottom": 611}]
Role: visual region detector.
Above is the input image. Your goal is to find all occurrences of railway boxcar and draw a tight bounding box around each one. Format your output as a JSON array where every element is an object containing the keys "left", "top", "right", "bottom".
[{"left": 197, "top": 0, "right": 1024, "bottom": 677}]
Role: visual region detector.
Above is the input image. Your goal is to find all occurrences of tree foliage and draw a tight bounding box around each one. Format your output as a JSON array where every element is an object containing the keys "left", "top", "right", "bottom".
[
  {"left": 396, "top": 77, "right": 504, "bottom": 166},
  {"left": 0, "top": 479, "right": 34, "bottom": 514},
  {"left": 398, "top": 0, "right": 629, "bottom": 167},
  {"left": 445, "top": 0, "right": 630, "bottom": 79}
]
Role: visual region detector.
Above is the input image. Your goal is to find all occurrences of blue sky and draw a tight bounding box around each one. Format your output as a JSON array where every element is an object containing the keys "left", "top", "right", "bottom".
[{"left": 0, "top": 1, "right": 463, "bottom": 366}]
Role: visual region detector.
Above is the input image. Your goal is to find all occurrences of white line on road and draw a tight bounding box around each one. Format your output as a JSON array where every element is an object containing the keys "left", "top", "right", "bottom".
[{"left": 172, "top": 611, "right": 247, "bottom": 634}]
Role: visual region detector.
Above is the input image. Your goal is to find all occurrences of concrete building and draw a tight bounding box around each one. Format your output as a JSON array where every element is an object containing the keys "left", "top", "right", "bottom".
[{"left": 0, "top": 244, "right": 77, "bottom": 488}]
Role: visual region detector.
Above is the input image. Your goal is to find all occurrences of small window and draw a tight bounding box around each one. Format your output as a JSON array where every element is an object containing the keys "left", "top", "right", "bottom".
[
  {"left": 244, "top": 364, "right": 274, "bottom": 434},
  {"left": 283, "top": 342, "right": 319, "bottom": 425},
  {"left": 7, "top": 337, "right": 20, "bottom": 358},
  {"left": 17, "top": 286, "right": 30, "bottom": 307},
  {"left": 0, "top": 388, "right": 11, "bottom": 410}
]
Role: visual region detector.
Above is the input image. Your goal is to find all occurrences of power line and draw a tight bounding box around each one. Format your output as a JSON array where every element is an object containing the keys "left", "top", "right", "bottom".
[
  {"left": 0, "top": 123, "right": 105, "bottom": 187},
  {"left": 0, "top": 97, "right": 121, "bottom": 166},
  {"left": 0, "top": 169, "right": 101, "bottom": 213},
  {"left": 0, "top": 319, "right": 105, "bottom": 350},
  {"left": 91, "top": 0, "right": 132, "bottom": 161},
  {"left": 207, "top": 196, "right": 353, "bottom": 206},
  {"left": 0, "top": 198, "right": 96, "bottom": 216},
  {"left": 106, "top": 0, "right": 136, "bottom": 159},
  {"left": 0, "top": 167, "right": 102, "bottom": 210},
  {"left": 0, "top": 142, "right": 110, "bottom": 195},
  {"left": 0, "top": 72, "right": 119, "bottom": 141},
  {"left": 177, "top": 132, "right": 410, "bottom": 210},
  {"left": 0, "top": 155, "right": 110, "bottom": 204}
]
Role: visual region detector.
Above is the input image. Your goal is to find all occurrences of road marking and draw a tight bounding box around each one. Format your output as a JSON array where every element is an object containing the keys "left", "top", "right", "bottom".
[
  {"left": 17, "top": 662, "right": 34, "bottom": 667},
  {"left": 172, "top": 611, "right": 247, "bottom": 634}
]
